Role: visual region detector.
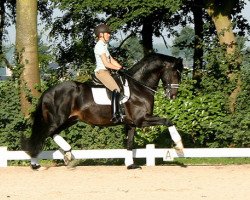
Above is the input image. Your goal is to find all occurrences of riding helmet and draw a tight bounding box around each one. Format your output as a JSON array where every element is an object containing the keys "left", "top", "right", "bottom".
[{"left": 94, "top": 24, "right": 111, "bottom": 37}]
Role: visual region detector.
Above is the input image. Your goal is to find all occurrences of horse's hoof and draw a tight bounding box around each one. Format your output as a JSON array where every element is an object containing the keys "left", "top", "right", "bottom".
[
  {"left": 64, "top": 151, "right": 74, "bottom": 166},
  {"left": 30, "top": 164, "right": 47, "bottom": 171},
  {"left": 31, "top": 164, "right": 41, "bottom": 170},
  {"left": 127, "top": 164, "right": 142, "bottom": 170}
]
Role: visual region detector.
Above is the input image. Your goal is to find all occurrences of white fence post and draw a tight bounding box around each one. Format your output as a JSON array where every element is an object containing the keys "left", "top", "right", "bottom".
[
  {"left": 0, "top": 146, "right": 8, "bottom": 167},
  {"left": 146, "top": 144, "right": 155, "bottom": 166}
]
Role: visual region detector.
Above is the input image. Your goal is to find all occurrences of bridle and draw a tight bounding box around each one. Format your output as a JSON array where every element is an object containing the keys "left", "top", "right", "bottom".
[
  {"left": 162, "top": 67, "right": 181, "bottom": 98},
  {"left": 119, "top": 69, "right": 180, "bottom": 98},
  {"left": 164, "top": 83, "right": 180, "bottom": 99}
]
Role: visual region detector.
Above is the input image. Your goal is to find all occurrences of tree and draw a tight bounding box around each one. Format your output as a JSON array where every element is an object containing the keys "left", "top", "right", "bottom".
[
  {"left": 0, "top": 0, "right": 15, "bottom": 68},
  {"left": 47, "top": 0, "right": 183, "bottom": 64},
  {"left": 191, "top": 2, "right": 204, "bottom": 77},
  {"left": 205, "top": 0, "right": 245, "bottom": 112},
  {"left": 205, "top": 0, "right": 237, "bottom": 54},
  {"left": 16, "top": 0, "right": 40, "bottom": 116},
  {"left": 172, "top": 26, "right": 194, "bottom": 66}
]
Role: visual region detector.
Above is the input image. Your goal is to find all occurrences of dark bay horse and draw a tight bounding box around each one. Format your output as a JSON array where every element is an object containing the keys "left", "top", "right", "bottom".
[{"left": 23, "top": 53, "right": 184, "bottom": 170}]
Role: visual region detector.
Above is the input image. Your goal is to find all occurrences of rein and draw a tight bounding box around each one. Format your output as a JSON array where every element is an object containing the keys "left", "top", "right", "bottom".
[
  {"left": 119, "top": 70, "right": 157, "bottom": 94},
  {"left": 119, "top": 70, "right": 179, "bottom": 95}
]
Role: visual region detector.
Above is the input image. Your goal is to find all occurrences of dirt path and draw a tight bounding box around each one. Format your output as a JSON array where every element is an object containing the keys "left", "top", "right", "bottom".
[{"left": 0, "top": 165, "right": 250, "bottom": 200}]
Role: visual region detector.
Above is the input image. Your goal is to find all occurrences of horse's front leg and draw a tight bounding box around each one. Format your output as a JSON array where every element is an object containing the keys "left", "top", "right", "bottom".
[
  {"left": 125, "top": 125, "right": 142, "bottom": 170},
  {"left": 141, "top": 115, "right": 184, "bottom": 151}
]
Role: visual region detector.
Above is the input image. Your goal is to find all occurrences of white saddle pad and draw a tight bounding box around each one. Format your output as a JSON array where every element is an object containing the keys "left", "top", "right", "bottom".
[{"left": 91, "top": 80, "right": 130, "bottom": 105}]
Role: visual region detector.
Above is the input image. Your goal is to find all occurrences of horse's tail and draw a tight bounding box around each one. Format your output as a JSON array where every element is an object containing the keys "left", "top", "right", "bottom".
[{"left": 22, "top": 95, "right": 48, "bottom": 158}]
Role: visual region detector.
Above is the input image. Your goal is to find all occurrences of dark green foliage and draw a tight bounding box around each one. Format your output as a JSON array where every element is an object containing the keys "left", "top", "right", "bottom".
[{"left": 0, "top": 80, "right": 30, "bottom": 150}]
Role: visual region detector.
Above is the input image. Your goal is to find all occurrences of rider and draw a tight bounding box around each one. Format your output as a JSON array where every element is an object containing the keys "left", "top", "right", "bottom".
[{"left": 94, "top": 24, "right": 124, "bottom": 123}]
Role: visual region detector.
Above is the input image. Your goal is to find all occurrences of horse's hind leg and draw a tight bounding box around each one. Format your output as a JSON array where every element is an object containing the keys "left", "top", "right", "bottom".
[
  {"left": 28, "top": 125, "right": 56, "bottom": 170},
  {"left": 29, "top": 128, "right": 73, "bottom": 169},
  {"left": 50, "top": 118, "right": 79, "bottom": 166},
  {"left": 53, "top": 134, "right": 73, "bottom": 165}
]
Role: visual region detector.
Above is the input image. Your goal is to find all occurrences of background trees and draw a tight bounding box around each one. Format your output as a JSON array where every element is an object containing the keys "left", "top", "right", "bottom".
[{"left": 0, "top": 0, "right": 250, "bottom": 151}]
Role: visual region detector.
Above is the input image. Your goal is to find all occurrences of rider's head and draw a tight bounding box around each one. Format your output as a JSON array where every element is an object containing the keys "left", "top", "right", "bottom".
[{"left": 94, "top": 24, "right": 111, "bottom": 42}]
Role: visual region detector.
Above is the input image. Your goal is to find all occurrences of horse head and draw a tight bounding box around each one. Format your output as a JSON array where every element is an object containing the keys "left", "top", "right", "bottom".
[{"left": 161, "top": 57, "right": 183, "bottom": 99}]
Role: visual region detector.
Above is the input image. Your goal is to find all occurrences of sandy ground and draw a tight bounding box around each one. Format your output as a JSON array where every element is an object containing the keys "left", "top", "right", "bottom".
[{"left": 0, "top": 165, "right": 250, "bottom": 200}]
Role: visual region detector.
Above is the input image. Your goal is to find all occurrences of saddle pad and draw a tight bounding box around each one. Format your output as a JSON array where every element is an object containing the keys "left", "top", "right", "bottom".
[{"left": 91, "top": 80, "right": 130, "bottom": 105}]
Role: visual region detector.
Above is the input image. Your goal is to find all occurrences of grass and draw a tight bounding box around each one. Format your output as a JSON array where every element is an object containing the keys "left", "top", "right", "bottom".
[
  {"left": 157, "top": 157, "right": 250, "bottom": 166},
  {"left": 7, "top": 157, "right": 250, "bottom": 167}
]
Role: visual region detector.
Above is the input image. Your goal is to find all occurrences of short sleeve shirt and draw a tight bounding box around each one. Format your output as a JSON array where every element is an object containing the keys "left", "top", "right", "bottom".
[{"left": 94, "top": 40, "right": 110, "bottom": 72}]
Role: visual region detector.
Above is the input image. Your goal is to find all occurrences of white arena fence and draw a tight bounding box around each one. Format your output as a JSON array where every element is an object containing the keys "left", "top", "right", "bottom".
[{"left": 1, "top": 144, "right": 250, "bottom": 167}]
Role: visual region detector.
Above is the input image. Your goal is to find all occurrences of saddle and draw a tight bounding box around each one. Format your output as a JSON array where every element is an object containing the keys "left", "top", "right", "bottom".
[{"left": 90, "top": 71, "right": 130, "bottom": 105}]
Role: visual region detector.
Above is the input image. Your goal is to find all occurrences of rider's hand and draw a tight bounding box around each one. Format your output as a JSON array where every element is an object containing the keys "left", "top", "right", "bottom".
[{"left": 118, "top": 67, "right": 126, "bottom": 74}]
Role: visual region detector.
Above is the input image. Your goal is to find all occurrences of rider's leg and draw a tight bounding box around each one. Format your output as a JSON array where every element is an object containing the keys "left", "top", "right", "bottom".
[
  {"left": 111, "top": 89, "right": 123, "bottom": 123},
  {"left": 95, "top": 70, "right": 123, "bottom": 122}
]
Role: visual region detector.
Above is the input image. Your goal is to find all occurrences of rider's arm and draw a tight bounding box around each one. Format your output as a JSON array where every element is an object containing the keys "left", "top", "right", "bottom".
[
  {"left": 110, "top": 56, "right": 123, "bottom": 69},
  {"left": 100, "top": 53, "right": 122, "bottom": 70}
]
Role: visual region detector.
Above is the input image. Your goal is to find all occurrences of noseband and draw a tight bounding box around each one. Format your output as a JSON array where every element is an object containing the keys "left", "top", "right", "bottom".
[{"left": 165, "top": 83, "right": 179, "bottom": 98}]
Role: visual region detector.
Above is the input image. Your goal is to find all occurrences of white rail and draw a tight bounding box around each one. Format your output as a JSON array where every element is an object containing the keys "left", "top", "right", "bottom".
[{"left": 1, "top": 144, "right": 250, "bottom": 167}]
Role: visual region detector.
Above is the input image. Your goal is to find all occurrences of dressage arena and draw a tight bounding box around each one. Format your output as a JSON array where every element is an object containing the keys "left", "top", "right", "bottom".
[{"left": 1, "top": 165, "right": 250, "bottom": 200}]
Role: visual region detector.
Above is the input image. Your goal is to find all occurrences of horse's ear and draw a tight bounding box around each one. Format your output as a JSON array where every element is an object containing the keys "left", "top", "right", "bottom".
[
  {"left": 175, "top": 57, "right": 183, "bottom": 71},
  {"left": 177, "top": 57, "right": 183, "bottom": 64}
]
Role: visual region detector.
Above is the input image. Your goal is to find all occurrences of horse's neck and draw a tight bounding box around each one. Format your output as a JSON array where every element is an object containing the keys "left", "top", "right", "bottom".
[{"left": 132, "top": 69, "right": 160, "bottom": 89}]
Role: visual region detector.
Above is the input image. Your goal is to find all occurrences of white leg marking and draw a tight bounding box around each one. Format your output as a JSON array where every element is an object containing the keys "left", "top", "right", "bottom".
[
  {"left": 168, "top": 125, "right": 182, "bottom": 143},
  {"left": 125, "top": 150, "right": 134, "bottom": 166},
  {"left": 31, "top": 157, "right": 39, "bottom": 165},
  {"left": 53, "top": 134, "right": 71, "bottom": 152}
]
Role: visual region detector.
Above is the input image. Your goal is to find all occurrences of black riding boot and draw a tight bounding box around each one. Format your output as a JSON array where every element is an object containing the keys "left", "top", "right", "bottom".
[{"left": 111, "top": 90, "right": 123, "bottom": 123}]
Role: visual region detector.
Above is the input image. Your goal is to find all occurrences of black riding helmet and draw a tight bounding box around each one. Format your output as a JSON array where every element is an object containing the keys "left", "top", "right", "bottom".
[{"left": 94, "top": 24, "right": 111, "bottom": 37}]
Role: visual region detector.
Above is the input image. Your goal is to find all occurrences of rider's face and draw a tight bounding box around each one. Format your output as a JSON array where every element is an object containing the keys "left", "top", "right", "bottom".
[{"left": 101, "top": 32, "right": 111, "bottom": 42}]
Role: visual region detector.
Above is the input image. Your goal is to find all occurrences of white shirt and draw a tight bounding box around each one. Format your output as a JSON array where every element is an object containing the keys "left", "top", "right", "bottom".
[{"left": 94, "top": 40, "right": 110, "bottom": 72}]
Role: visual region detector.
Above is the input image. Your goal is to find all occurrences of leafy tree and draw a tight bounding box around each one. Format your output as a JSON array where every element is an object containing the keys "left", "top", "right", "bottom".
[
  {"left": 45, "top": 0, "right": 184, "bottom": 66},
  {"left": 0, "top": 80, "right": 30, "bottom": 150},
  {"left": 172, "top": 26, "right": 194, "bottom": 67},
  {"left": 0, "top": 0, "right": 15, "bottom": 68}
]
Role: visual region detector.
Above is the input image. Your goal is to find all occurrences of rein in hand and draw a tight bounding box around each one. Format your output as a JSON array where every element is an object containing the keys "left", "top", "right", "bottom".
[{"left": 118, "top": 69, "right": 179, "bottom": 95}]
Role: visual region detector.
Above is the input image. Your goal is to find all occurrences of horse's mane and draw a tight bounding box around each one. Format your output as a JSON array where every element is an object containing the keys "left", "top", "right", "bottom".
[{"left": 128, "top": 53, "right": 183, "bottom": 76}]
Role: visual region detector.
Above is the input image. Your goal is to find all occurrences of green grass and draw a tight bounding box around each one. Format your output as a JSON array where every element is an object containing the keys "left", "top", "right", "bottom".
[
  {"left": 158, "top": 157, "right": 250, "bottom": 166},
  {"left": 7, "top": 157, "right": 250, "bottom": 167}
]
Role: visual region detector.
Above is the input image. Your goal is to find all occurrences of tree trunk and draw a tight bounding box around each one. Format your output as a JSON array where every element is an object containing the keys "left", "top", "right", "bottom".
[
  {"left": 16, "top": 0, "right": 40, "bottom": 117},
  {"left": 205, "top": 0, "right": 240, "bottom": 113},
  {"left": 141, "top": 17, "right": 154, "bottom": 55},
  {"left": 206, "top": 0, "right": 236, "bottom": 54}
]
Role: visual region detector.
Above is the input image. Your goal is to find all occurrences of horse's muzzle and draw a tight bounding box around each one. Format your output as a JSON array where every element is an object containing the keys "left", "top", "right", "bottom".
[{"left": 165, "top": 84, "right": 179, "bottom": 99}]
